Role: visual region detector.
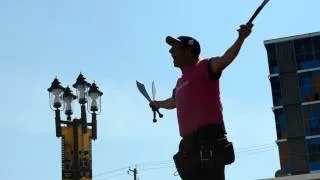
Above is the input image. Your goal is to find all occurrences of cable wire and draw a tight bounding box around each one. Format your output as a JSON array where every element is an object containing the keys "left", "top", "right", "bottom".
[
  {"left": 95, "top": 172, "right": 127, "bottom": 180},
  {"left": 93, "top": 167, "right": 128, "bottom": 178},
  {"left": 93, "top": 142, "right": 279, "bottom": 178}
]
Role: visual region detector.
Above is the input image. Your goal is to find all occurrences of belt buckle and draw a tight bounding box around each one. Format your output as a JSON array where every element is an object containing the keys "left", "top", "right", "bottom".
[{"left": 199, "top": 144, "right": 214, "bottom": 161}]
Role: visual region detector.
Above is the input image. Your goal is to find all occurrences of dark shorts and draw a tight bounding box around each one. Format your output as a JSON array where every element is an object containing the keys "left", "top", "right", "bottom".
[
  {"left": 174, "top": 124, "right": 233, "bottom": 180},
  {"left": 193, "top": 164, "right": 225, "bottom": 180}
]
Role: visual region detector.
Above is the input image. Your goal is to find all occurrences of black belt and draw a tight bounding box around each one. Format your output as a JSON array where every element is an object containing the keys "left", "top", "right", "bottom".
[
  {"left": 179, "top": 124, "right": 227, "bottom": 154},
  {"left": 183, "top": 124, "right": 226, "bottom": 141}
]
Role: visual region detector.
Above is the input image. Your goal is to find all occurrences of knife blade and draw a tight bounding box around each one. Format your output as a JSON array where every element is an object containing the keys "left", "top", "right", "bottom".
[
  {"left": 136, "top": 80, "right": 152, "bottom": 102},
  {"left": 152, "top": 80, "right": 156, "bottom": 101}
]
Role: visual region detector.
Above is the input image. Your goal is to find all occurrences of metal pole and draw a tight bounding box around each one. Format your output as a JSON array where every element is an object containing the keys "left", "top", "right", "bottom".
[
  {"left": 73, "top": 119, "right": 80, "bottom": 180},
  {"left": 81, "top": 104, "right": 88, "bottom": 133},
  {"left": 134, "top": 168, "right": 137, "bottom": 180},
  {"left": 55, "top": 109, "right": 61, "bottom": 137},
  {"left": 92, "top": 112, "right": 97, "bottom": 140},
  {"left": 128, "top": 168, "right": 138, "bottom": 180}
]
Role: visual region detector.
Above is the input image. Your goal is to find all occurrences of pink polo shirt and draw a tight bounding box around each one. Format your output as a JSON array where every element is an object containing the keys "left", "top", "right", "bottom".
[{"left": 174, "top": 59, "right": 223, "bottom": 137}]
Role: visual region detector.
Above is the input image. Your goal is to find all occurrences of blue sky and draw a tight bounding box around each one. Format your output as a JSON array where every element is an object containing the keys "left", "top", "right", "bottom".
[{"left": 0, "top": 0, "right": 320, "bottom": 179}]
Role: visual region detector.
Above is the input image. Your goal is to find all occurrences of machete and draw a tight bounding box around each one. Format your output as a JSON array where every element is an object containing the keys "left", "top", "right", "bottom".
[
  {"left": 136, "top": 80, "right": 163, "bottom": 122},
  {"left": 247, "top": 0, "right": 270, "bottom": 25}
]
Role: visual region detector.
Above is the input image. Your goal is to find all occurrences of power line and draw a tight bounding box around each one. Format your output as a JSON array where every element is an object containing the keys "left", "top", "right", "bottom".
[
  {"left": 93, "top": 166, "right": 128, "bottom": 178},
  {"left": 138, "top": 161, "right": 174, "bottom": 168},
  {"left": 93, "top": 142, "right": 279, "bottom": 178},
  {"left": 136, "top": 142, "right": 278, "bottom": 167},
  {"left": 140, "top": 165, "right": 175, "bottom": 171},
  {"left": 236, "top": 142, "right": 275, "bottom": 150},
  {"left": 93, "top": 142, "right": 320, "bottom": 178},
  {"left": 236, "top": 144, "right": 277, "bottom": 154},
  {"left": 237, "top": 146, "right": 277, "bottom": 158},
  {"left": 95, "top": 172, "right": 127, "bottom": 180},
  {"left": 138, "top": 160, "right": 173, "bottom": 167}
]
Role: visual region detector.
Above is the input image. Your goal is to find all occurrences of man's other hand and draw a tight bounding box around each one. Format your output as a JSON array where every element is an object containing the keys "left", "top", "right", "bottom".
[{"left": 237, "top": 24, "right": 253, "bottom": 40}]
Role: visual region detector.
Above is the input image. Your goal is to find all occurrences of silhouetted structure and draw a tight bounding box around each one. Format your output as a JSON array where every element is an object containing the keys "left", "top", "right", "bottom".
[
  {"left": 48, "top": 73, "right": 103, "bottom": 180},
  {"left": 265, "top": 32, "right": 320, "bottom": 176}
]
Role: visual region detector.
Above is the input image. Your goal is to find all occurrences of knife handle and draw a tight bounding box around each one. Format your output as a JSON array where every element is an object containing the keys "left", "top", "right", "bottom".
[
  {"left": 156, "top": 109, "right": 163, "bottom": 118},
  {"left": 153, "top": 110, "right": 157, "bottom": 123}
]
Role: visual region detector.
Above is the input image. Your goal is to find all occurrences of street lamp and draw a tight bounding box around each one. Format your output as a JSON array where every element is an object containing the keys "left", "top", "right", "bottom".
[
  {"left": 48, "top": 73, "right": 103, "bottom": 180},
  {"left": 88, "top": 82, "right": 103, "bottom": 140},
  {"left": 63, "top": 86, "right": 77, "bottom": 121},
  {"left": 73, "top": 73, "right": 91, "bottom": 134},
  {"left": 73, "top": 73, "right": 91, "bottom": 104},
  {"left": 48, "top": 77, "right": 65, "bottom": 137},
  {"left": 48, "top": 77, "right": 65, "bottom": 110}
]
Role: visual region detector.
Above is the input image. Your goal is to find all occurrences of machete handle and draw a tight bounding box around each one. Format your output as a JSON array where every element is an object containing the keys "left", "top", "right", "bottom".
[
  {"left": 153, "top": 110, "right": 157, "bottom": 123},
  {"left": 151, "top": 107, "right": 163, "bottom": 122},
  {"left": 156, "top": 109, "right": 163, "bottom": 118}
]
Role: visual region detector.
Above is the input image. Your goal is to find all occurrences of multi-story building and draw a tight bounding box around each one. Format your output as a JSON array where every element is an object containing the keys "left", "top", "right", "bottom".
[{"left": 264, "top": 31, "right": 320, "bottom": 177}]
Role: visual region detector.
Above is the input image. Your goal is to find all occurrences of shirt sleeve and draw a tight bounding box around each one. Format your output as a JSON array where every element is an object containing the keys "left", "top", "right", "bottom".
[
  {"left": 208, "top": 58, "right": 222, "bottom": 80},
  {"left": 172, "top": 88, "right": 176, "bottom": 100}
]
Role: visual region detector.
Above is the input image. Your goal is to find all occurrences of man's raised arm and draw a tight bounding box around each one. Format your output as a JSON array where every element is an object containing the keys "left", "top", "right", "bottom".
[{"left": 210, "top": 24, "right": 253, "bottom": 74}]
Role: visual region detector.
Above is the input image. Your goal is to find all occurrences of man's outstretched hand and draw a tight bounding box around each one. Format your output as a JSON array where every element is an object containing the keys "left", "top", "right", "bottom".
[
  {"left": 149, "top": 101, "right": 160, "bottom": 110},
  {"left": 238, "top": 24, "right": 253, "bottom": 40},
  {"left": 149, "top": 101, "right": 164, "bottom": 120}
]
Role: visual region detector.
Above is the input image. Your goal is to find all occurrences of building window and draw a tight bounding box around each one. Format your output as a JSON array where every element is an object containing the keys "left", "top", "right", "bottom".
[
  {"left": 266, "top": 44, "right": 279, "bottom": 74},
  {"left": 307, "top": 138, "right": 320, "bottom": 170},
  {"left": 315, "top": 52, "right": 320, "bottom": 60},
  {"left": 306, "top": 53, "right": 315, "bottom": 61},
  {"left": 313, "top": 36, "right": 320, "bottom": 52},
  {"left": 302, "top": 103, "right": 320, "bottom": 136},
  {"left": 269, "top": 59, "right": 279, "bottom": 74},
  {"left": 274, "top": 108, "right": 286, "bottom": 139},
  {"left": 294, "top": 39, "right": 304, "bottom": 55},
  {"left": 294, "top": 37, "right": 319, "bottom": 69},
  {"left": 266, "top": 44, "right": 276, "bottom": 59},
  {"left": 309, "top": 144, "right": 317, "bottom": 161},
  {"left": 298, "top": 71, "right": 320, "bottom": 102},
  {"left": 276, "top": 122, "right": 281, "bottom": 140},
  {"left": 296, "top": 54, "right": 307, "bottom": 63},
  {"left": 271, "top": 77, "right": 282, "bottom": 106},
  {"left": 303, "top": 38, "right": 313, "bottom": 54}
]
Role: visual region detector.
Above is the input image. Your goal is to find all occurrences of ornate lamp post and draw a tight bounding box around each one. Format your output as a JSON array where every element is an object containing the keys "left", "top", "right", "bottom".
[
  {"left": 48, "top": 73, "right": 103, "bottom": 180},
  {"left": 88, "top": 82, "right": 103, "bottom": 140},
  {"left": 72, "top": 73, "right": 92, "bottom": 135},
  {"left": 48, "top": 78, "right": 65, "bottom": 137}
]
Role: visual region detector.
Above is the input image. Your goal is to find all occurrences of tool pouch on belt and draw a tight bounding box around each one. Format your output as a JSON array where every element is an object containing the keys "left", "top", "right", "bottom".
[
  {"left": 173, "top": 136, "right": 235, "bottom": 179},
  {"left": 204, "top": 137, "right": 235, "bottom": 166},
  {"left": 222, "top": 139, "right": 235, "bottom": 165},
  {"left": 198, "top": 124, "right": 235, "bottom": 166},
  {"left": 173, "top": 137, "right": 200, "bottom": 179},
  {"left": 196, "top": 137, "right": 235, "bottom": 170}
]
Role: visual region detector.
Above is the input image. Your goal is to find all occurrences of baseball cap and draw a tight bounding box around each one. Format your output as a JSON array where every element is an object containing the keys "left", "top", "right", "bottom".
[{"left": 166, "top": 36, "right": 201, "bottom": 56}]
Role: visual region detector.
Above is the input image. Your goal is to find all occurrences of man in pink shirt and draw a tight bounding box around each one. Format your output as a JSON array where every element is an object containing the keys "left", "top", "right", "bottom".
[{"left": 150, "top": 23, "right": 252, "bottom": 180}]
